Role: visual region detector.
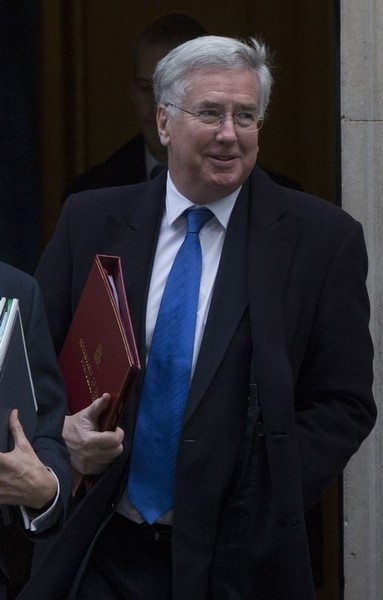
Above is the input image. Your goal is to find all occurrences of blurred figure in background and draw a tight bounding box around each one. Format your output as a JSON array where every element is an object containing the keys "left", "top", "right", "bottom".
[{"left": 64, "top": 12, "right": 207, "bottom": 195}]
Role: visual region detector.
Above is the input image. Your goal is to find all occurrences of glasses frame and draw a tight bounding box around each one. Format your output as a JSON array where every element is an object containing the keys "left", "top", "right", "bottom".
[{"left": 165, "top": 102, "right": 264, "bottom": 132}]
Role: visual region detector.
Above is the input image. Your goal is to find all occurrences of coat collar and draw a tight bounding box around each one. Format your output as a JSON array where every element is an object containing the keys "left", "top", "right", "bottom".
[
  {"left": 187, "top": 167, "right": 303, "bottom": 422},
  {"left": 101, "top": 172, "right": 167, "bottom": 353}
]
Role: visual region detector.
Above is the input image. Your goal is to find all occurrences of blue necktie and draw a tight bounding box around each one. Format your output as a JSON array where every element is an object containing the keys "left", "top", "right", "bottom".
[{"left": 127, "top": 207, "right": 213, "bottom": 524}]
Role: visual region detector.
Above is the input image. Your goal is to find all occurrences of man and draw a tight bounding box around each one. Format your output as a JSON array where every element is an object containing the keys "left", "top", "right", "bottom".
[
  {"left": 0, "top": 261, "right": 71, "bottom": 598},
  {"left": 21, "top": 36, "right": 375, "bottom": 599},
  {"left": 64, "top": 12, "right": 207, "bottom": 195}
]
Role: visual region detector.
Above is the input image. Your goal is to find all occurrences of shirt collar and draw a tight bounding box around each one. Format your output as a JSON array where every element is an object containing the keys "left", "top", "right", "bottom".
[{"left": 165, "top": 173, "right": 240, "bottom": 230}]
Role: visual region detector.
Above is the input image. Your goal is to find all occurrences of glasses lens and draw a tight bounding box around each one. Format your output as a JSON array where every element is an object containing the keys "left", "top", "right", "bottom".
[
  {"left": 256, "top": 117, "right": 264, "bottom": 131},
  {"left": 235, "top": 113, "right": 257, "bottom": 128},
  {"left": 197, "top": 110, "right": 221, "bottom": 125}
]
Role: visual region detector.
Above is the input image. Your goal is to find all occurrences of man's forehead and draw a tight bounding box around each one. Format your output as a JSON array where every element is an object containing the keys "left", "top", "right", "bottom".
[{"left": 183, "top": 69, "right": 259, "bottom": 104}]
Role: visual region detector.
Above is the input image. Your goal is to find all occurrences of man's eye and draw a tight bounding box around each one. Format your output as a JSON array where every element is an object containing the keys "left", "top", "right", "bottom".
[
  {"left": 236, "top": 112, "right": 256, "bottom": 122},
  {"left": 197, "top": 110, "right": 220, "bottom": 121}
]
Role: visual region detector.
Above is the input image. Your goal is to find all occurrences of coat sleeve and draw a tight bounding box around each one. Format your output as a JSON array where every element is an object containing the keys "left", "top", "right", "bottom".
[
  {"left": 295, "top": 220, "right": 376, "bottom": 510},
  {"left": 34, "top": 200, "right": 77, "bottom": 354},
  {"left": 21, "top": 276, "right": 72, "bottom": 530}
]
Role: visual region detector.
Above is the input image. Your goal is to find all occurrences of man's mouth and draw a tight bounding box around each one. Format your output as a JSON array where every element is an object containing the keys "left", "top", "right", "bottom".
[{"left": 209, "top": 154, "right": 238, "bottom": 164}]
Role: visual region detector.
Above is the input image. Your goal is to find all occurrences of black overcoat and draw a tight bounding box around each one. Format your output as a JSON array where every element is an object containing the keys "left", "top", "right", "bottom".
[{"left": 20, "top": 167, "right": 375, "bottom": 599}]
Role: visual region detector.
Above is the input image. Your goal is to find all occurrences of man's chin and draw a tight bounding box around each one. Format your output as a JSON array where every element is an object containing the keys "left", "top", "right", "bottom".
[{"left": 209, "top": 170, "right": 246, "bottom": 192}]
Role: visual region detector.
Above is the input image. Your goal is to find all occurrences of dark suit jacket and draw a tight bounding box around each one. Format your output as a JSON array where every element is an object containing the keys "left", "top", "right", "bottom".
[
  {"left": 21, "top": 167, "right": 375, "bottom": 600},
  {"left": 0, "top": 262, "right": 71, "bottom": 595},
  {"left": 64, "top": 135, "right": 147, "bottom": 197}
]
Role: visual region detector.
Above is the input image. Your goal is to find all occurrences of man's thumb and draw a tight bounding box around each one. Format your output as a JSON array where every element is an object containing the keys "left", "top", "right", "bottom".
[
  {"left": 87, "top": 393, "right": 111, "bottom": 419},
  {"left": 8, "top": 409, "right": 27, "bottom": 447}
]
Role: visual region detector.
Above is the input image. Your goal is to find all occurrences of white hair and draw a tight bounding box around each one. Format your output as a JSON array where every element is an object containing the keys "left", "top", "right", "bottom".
[{"left": 153, "top": 35, "right": 273, "bottom": 116}]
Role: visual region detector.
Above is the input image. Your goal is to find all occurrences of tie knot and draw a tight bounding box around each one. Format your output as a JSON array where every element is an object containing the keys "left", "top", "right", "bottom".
[{"left": 184, "top": 208, "right": 213, "bottom": 235}]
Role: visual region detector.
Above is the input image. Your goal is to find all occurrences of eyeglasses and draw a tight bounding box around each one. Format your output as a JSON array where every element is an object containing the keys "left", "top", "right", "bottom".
[{"left": 166, "top": 102, "right": 264, "bottom": 131}]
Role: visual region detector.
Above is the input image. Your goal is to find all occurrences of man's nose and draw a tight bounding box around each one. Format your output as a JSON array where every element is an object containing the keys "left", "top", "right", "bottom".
[{"left": 216, "top": 115, "right": 237, "bottom": 140}]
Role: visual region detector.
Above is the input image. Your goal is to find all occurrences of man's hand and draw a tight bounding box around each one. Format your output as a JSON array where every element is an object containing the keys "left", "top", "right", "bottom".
[
  {"left": 63, "top": 393, "right": 124, "bottom": 475},
  {"left": 0, "top": 410, "right": 57, "bottom": 510}
]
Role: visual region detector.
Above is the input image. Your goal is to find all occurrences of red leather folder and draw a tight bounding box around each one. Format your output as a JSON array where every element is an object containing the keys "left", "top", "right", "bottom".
[{"left": 59, "top": 255, "right": 140, "bottom": 432}]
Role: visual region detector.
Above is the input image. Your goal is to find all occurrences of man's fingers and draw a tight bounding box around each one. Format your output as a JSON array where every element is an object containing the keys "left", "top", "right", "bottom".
[{"left": 96, "top": 427, "right": 124, "bottom": 449}]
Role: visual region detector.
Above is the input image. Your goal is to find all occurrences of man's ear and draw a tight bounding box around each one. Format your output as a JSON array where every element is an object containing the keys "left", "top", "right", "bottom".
[{"left": 157, "top": 105, "right": 170, "bottom": 147}]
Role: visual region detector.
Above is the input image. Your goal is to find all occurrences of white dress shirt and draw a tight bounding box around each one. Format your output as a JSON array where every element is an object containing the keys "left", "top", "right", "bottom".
[{"left": 145, "top": 174, "right": 239, "bottom": 374}]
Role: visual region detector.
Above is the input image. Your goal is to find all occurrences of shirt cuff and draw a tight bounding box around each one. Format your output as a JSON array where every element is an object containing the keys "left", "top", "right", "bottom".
[{"left": 19, "top": 467, "right": 61, "bottom": 533}]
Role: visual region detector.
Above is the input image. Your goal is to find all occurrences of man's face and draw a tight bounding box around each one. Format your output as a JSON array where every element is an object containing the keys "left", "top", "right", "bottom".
[
  {"left": 130, "top": 43, "right": 173, "bottom": 162},
  {"left": 157, "top": 69, "right": 260, "bottom": 204}
]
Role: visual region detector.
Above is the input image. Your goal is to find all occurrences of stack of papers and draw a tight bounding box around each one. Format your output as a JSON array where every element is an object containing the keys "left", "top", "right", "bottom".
[{"left": 0, "top": 298, "right": 37, "bottom": 453}]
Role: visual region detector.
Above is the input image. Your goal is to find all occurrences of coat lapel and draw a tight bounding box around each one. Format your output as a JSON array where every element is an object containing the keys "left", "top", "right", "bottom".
[
  {"left": 186, "top": 167, "right": 303, "bottom": 422},
  {"left": 185, "top": 183, "right": 250, "bottom": 420},
  {"left": 101, "top": 175, "right": 166, "bottom": 358}
]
